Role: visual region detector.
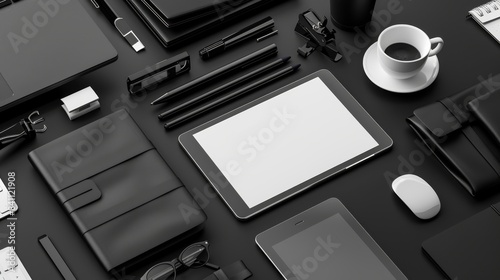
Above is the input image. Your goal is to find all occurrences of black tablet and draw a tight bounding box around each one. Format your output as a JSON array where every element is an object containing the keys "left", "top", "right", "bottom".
[
  {"left": 256, "top": 198, "right": 408, "bottom": 280},
  {"left": 179, "top": 70, "right": 392, "bottom": 219}
]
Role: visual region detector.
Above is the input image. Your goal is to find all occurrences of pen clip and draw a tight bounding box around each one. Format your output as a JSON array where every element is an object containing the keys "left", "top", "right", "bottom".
[
  {"left": 114, "top": 18, "right": 130, "bottom": 37},
  {"left": 223, "top": 16, "right": 274, "bottom": 44},
  {"left": 90, "top": 0, "right": 99, "bottom": 9},
  {"left": 114, "top": 18, "right": 145, "bottom": 52},
  {"left": 93, "top": 0, "right": 145, "bottom": 52}
]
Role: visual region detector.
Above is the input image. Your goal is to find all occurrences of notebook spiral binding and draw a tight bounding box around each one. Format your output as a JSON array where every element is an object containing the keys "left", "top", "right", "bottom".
[
  {"left": 468, "top": 0, "right": 500, "bottom": 44},
  {"left": 474, "top": 0, "right": 500, "bottom": 16},
  {"left": 493, "top": 203, "right": 500, "bottom": 216}
]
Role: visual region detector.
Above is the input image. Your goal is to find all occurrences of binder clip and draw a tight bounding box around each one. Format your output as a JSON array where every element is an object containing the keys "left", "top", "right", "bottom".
[
  {"left": 0, "top": 111, "right": 47, "bottom": 150},
  {"left": 127, "top": 52, "right": 191, "bottom": 95},
  {"left": 295, "top": 9, "right": 342, "bottom": 62}
]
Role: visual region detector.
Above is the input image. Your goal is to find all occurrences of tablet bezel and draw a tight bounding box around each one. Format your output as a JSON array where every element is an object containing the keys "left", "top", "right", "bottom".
[
  {"left": 255, "top": 198, "right": 408, "bottom": 280},
  {"left": 179, "top": 69, "right": 392, "bottom": 219}
]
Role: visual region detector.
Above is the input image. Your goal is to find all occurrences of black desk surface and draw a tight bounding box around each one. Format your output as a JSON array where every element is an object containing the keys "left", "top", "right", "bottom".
[{"left": 1, "top": 0, "right": 499, "bottom": 279}]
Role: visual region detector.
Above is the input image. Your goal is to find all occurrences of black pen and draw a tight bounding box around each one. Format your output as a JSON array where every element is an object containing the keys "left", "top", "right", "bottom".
[
  {"left": 90, "top": 0, "right": 145, "bottom": 52},
  {"left": 151, "top": 44, "right": 278, "bottom": 105},
  {"left": 199, "top": 17, "right": 275, "bottom": 60},
  {"left": 158, "top": 56, "right": 291, "bottom": 120},
  {"left": 165, "top": 64, "right": 301, "bottom": 129}
]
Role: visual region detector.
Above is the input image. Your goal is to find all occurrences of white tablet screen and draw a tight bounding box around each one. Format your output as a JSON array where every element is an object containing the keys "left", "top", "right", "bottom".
[{"left": 193, "top": 78, "right": 378, "bottom": 208}]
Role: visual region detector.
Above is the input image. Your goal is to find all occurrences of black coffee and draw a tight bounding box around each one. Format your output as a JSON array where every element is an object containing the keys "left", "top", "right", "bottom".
[{"left": 384, "top": 43, "right": 421, "bottom": 61}]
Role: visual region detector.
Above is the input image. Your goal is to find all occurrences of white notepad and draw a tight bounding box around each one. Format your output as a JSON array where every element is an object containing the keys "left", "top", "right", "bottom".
[
  {"left": 0, "top": 180, "right": 17, "bottom": 220},
  {"left": 0, "top": 247, "right": 32, "bottom": 280},
  {"left": 469, "top": 1, "right": 500, "bottom": 44}
]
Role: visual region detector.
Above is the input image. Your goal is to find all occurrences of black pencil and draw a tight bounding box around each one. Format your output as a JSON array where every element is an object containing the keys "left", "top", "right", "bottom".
[
  {"left": 165, "top": 64, "right": 301, "bottom": 129},
  {"left": 158, "top": 56, "right": 291, "bottom": 120}
]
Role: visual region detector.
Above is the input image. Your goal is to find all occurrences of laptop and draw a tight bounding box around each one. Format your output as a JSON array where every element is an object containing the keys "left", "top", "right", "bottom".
[{"left": 0, "top": 0, "right": 117, "bottom": 113}]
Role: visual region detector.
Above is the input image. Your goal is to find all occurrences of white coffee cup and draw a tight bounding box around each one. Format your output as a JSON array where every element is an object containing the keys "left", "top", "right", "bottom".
[{"left": 377, "top": 24, "right": 443, "bottom": 79}]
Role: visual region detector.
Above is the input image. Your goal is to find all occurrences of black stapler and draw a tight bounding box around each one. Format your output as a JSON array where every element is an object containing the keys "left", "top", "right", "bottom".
[{"left": 295, "top": 9, "right": 342, "bottom": 62}]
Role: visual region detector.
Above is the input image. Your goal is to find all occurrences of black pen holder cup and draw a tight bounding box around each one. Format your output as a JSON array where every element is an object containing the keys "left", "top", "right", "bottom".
[{"left": 330, "top": 0, "right": 377, "bottom": 30}]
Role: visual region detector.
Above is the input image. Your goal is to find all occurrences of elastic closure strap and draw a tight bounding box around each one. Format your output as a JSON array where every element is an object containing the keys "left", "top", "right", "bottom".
[
  {"left": 440, "top": 98, "right": 469, "bottom": 125},
  {"left": 78, "top": 179, "right": 181, "bottom": 233},
  {"left": 214, "top": 270, "right": 229, "bottom": 280},
  {"left": 441, "top": 97, "right": 500, "bottom": 182},
  {"left": 57, "top": 180, "right": 101, "bottom": 213},
  {"left": 202, "top": 260, "right": 252, "bottom": 280},
  {"left": 413, "top": 102, "right": 462, "bottom": 138},
  {"left": 492, "top": 202, "right": 500, "bottom": 216},
  {"left": 468, "top": 90, "right": 500, "bottom": 145},
  {"left": 462, "top": 126, "right": 500, "bottom": 180}
]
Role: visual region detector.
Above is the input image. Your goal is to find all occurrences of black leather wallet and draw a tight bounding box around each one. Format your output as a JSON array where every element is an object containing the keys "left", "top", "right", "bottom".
[
  {"left": 407, "top": 75, "right": 500, "bottom": 196},
  {"left": 29, "top": 110, "right": 206, "bottom": 272},
  {"left": 422, "top": 202, "right": 500, "bottom": 279}
]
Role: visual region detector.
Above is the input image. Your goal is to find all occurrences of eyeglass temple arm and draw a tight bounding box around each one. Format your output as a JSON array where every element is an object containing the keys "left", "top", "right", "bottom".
[
  {"left": 184, "top": 256, "right": 219, "bottom": 270},
  {"left": 204, "top": 262, "right": 220, "bottom": 270}
]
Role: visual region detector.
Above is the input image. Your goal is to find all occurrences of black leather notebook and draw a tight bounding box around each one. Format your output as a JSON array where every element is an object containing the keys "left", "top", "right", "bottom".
[
  {"left": 422, "top": 202, "right": 500, "bottom": 279},
  {"left": 28, "top": 110, "right": 206, "bottom": 272},
  {"left": 126, "top": 0, "right": 284, "bottom": 48},
  {"left": 143, "top": 0, "right": 252, "bottom": 28}
]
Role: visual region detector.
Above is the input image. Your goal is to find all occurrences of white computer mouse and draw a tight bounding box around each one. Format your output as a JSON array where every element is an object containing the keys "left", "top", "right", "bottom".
[{"left": 392, "top": 174, "right": 441, "bottom": 219}]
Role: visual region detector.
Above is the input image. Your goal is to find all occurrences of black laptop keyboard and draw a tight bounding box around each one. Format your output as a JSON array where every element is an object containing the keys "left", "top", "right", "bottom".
[{"left": 0, "top": 0, "right": 22, "bottom": 9}]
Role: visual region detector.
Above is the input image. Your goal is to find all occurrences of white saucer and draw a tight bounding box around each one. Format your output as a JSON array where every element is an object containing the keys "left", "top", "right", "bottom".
[{"left": 363, "top": 42, "right": 439, "bottom": 93}]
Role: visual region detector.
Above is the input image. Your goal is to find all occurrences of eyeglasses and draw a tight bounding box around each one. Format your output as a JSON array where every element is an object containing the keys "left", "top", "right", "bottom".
[{"left": 141, "top": 241, "right": 220, "bottom": 280}]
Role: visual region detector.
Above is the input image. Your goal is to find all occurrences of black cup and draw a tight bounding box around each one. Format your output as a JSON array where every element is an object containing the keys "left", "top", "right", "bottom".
[{"left": 330, "top": 0, "right": 377, "bottom": 30}]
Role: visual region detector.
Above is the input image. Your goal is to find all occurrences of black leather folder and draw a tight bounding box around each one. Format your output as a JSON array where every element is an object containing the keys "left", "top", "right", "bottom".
[
  {"left": 28, "top": 110, "right": 206, "bottom": 272},
  {"left": 407, "top": 75, "right": 500, "bottom": 197},
  {"left": 422, "top": 202, "right": 500, "bottom": 279}
]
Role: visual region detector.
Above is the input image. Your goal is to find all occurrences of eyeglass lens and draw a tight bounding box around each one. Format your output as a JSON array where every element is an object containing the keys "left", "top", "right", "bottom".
[
  {"left": 179, "top": 244, "right": 209, "bottom": 269},
  {"left": 146, "top": 262, "right": 176, "bottom": 280}
]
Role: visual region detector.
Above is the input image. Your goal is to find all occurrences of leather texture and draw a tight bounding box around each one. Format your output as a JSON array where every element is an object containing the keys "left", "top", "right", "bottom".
[
  {"left": 422, "top": 202, "right": 500, "bottom": 279},
  {"left": 126, "top": 0, "right": 284, "bottom": 48},
  {"left": 407, "top": 75, "right": 500, "bottom": 196},
  {"left": 147, "top": 0, "right": 251, "bottom": 22},
  {"left": 28, "top": 110, "right": 206, "bottom": 271},
  {"left": 202, "top": 260, "right": 253, "bottom": 280},
  {"left": 468, "top": 92, "right": 500, "bottom": 145}
]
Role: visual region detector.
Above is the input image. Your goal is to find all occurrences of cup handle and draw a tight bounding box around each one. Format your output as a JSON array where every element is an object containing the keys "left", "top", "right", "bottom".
[{"left": 429, "top": 37, "right": 444, "bottom": 57}]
